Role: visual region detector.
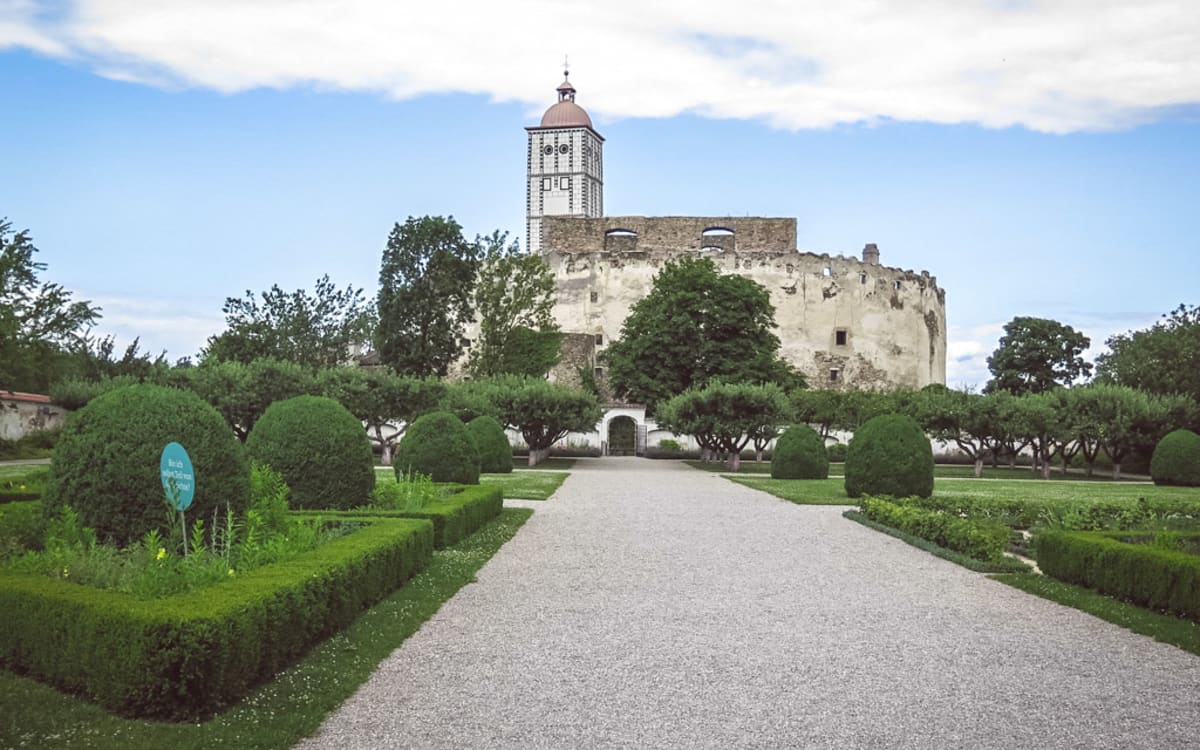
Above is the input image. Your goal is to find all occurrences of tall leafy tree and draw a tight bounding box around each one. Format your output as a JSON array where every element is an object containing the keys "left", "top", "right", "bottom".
[
  {"left": 469, "top": 231, "right": 559, "bottom": 378},
  {"left": 0, "top": 219, "right": 100, "bottom": 391},
  {"left": 1096, "top": 304, "right": 1200, "bottom": 423},
  {"left": 376, "top": 216, "right": 480, "bottom": 376},
  {"left": 203, "top": 275, "right": 373, "bottom": 369},
  {"left": 985, "top": 316, "right": 1092, "bottom": 395},
  {"left": 318, "top": 367, "right": 445, "bottom": 464},
  {"left": 658, "top": 382, "right": 793, "bottom": 471},
  {"left": 603, "top": 257, "right": 798, "bottom": 411},
  {"left": 486, "top": 376, "right": 601, "bottom": 466}
]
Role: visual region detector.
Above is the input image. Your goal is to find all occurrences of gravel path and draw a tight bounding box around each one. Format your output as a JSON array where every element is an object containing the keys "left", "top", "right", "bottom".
[{"left": 297, "top": 458, "right": 1200, "bottom": 749}]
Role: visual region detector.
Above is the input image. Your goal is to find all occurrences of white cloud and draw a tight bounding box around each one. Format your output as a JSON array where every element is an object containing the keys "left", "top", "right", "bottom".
[
  {"left": 82, "top": 293, "right": 224, "bottom": 361},
  {"left": 4, "top": 0, "right": 1199, "bottom": 132}
]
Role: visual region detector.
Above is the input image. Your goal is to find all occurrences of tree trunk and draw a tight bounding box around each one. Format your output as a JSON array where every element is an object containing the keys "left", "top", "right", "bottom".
[
  {"left": 728, "top": 452, "right": 741, "bottom": 472},
  {"left": 1086, "top": 461, "right": 1094, "bottom": 477},
  {"left": 973, "top": 457, "right": 983, "bottom": 479},
  {"left": 1112, "top": 462, "right": 1121, "bottom": 481},
  {"left": 1041, "top": 457, "right": 1051, "bottom": 480},
  {"left": 381, "top": 444, "right": 392, "bottom": 466},
  {"left": 756, "top": 449, "right": 764, "bottom": 463}
]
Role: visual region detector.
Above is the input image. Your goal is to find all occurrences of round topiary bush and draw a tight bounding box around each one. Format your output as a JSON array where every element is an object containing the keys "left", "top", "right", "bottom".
[
  {"left": 245, "top": 395, "right": 374, "bottom": 510},
  {"left": 394, "top": 411, "right": 480, "bottom": 485},
  {"left": 844, "top": 413, "right": 934, "bottom": 499},
  {"left": 1151, "top": 429, "right": 1200, "bottom": 487},
  {"left": 465, "top": 415, "right": 513, "bottom": 474},
  {"left": 44, "top": 384, "right": 250, "bottom": 546},
  {"left": 771, "top": 424, "right": 829, "bottom": 479}
]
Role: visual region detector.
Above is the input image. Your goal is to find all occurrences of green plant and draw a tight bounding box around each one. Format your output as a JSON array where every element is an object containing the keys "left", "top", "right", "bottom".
[
  {"left": 658, "top": 438, "right": 682, "bottom": 451},
  {"left": 465, "top": 415, "right": 513, "bottom": 474},
  {"left": 393, "top": 411, "right": 480, "bottom": 485},
  {"left": 844, "top": 413, "right": 934, "bottom": 499},
  {"left": 1150, "top": 429, "right": 1200, "bottom": 487},
  {"left": 771, "top": 424, "right": 829, "bottom": 479},
  {"left": 370, "top": 472, "right": 444, "bottom": 512},
  {"left": 246, "top": 395, "right": 375, "bottom": 510},
  {"left": 247, "top": 462, "right": 290, "bottom": 537},
  {"left": 0, "top": 501, "right": 45, "bottom": 559},
  {"left": 301, "top": 484, "right": 502, "bottom": 549},
  {"left": 43, "top": 384, "right": 250, "bottom": 547},
  {"left": 844, "top": 510, "right": 1029, "bottom": 573},
  {"left": 825, "top": 442, "right": 848, "bottom": 462},
  {"left": 0, "top": 467, "right": 49, "bottom": 502},
  {"left": 858, "top": 496, "right": 1009, "bottom": 561}
]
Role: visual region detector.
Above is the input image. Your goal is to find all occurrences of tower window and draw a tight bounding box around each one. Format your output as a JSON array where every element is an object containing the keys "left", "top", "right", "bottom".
[
  {"left": 823, "top": 266, "right": 832, "bottom": 277},
  {"left": 589, "top": 291, "right": 599, "bottom": 303},
  {"left": 829, "top": 368, "right": 840, "bottom": 383},
  {"left": 894, "top": 280, "right": 902, "bottom": 290},
  {"left": 594, "top": 367, "right": 604, "bottom": 380},
  {"left": 560, "top": 177, "right": 571, "bottom": 190},
  {"left": 860, "top": 273, "right": 868, "bottom": 284},
  {"left": 542, "top": 178, "right": 551, "bottom": 191},
  {"left": 835, "top": 329, "right": 848, "bottom": 346},
  {"left": 595, "top": 333, "right": 603, "bottom": 345}
]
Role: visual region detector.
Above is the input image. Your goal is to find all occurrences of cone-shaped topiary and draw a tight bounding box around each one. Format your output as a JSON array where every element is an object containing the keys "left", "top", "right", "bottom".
[
  {"left": 1151, "top": 429, "right": 1200, "bottom": 487},
  {"left": 465, "top": 415, "right": 513, "bottom": 474},
  {"left": 844, "top": 413, "right": 934, "bottom": 498},
  {"left": 394, "top": 411, "right": 480, "bottom": 485},
  {"left": 771, "top": 424, "right": 829, "bottom": 479},
  {"left": 246, "top": 395, "right": 374, "bottom": 510},
  {"left": 44, "top": 384, "right": 250, "bottom": 546}
]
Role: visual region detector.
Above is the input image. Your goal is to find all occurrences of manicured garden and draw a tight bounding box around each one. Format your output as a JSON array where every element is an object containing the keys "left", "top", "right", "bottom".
[{"left": 0, "top": 385, "right": 548, "bottom": 735}]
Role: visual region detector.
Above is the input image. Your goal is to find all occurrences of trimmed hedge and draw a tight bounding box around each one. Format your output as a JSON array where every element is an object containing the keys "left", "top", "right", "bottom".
[
  {"left": 1036, "top": 529, "right": 1200, "bottom": 620},
  {"left": 1151, "top": 429, "right": 1200, "bottom": 487},
  {"left": 0, "top": 500, "right": 44, "bottom": 558},
  {"left": 394, "top": 411, "right": 480, "bottom": 485},
  {"left": 0, "top": 516, "right": 433, "bottom": 720},
  {"left": 246, "top": 395, "right": 375, "bottom": 510},
  {"left": 771, "top": 424, "right": 829, "bottom": 479},
  {"left": 0, "top": 467, "right": 47, "bottom": 504},
  {"left": 888, "top": 493, "right": 1200, "bottom": 532},
  {"left": 844, "top": 509, "right": 1030, "bottom": 573},
  {"left": 859, "top": 496, "right": 1009, "bottom": 562},
  {"left": 301, "top": 484, "right": 503, "bottom": 549},
  {"left": 466, "top": 416, "right": 513, "bottom": 474},
  {"left": 44, "top": 384, "right": 251, "bottom": 547},
  {"left": 844, "top": 414, "right": 934, "bottom": 499}
]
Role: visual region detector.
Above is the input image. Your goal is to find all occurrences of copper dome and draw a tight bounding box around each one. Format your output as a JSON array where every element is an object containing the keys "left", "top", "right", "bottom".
[{"left": 540, "top": 100, "right": 594, "bottom": 128}]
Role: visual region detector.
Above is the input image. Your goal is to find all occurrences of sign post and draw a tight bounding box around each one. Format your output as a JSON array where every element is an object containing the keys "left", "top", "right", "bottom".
[{"left": 160, "top": 442, "right": 195, "bottom": 557}]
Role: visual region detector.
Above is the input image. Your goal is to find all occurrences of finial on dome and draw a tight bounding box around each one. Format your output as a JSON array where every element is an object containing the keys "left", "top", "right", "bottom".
[{"left": 563, "top": 54, "right": 569, "bottom": 79}]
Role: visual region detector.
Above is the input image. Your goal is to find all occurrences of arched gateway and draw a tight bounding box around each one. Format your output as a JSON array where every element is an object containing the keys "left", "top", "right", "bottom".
[{"left": 607, "top": 415, "right": 637, "bottom": 456}]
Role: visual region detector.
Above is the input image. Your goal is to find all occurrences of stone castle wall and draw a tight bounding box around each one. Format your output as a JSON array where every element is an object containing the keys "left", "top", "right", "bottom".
[{"left": 542, "top": 216, "right": 947, "bottom": 391}]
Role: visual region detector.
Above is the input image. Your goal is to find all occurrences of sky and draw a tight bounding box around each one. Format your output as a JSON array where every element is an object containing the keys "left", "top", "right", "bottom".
[{"left": 1, "top": 0, "right": 1198, "bottom": 389}]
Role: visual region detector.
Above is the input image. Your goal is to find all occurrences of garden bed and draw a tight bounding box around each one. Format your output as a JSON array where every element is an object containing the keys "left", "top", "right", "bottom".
[
  {"left": 298, "top": 484, "right": 503, "bottom": 548},
  {"left": 0, "top": 516, "right": 434, "bottom": 720}
]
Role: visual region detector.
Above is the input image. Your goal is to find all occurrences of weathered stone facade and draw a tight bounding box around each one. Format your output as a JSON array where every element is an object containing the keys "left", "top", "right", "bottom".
[{"left": 542, "top": 215, "right": 947, "bottom": 391}]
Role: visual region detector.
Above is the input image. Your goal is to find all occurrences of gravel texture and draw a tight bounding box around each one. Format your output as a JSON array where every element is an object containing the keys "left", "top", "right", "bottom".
[{"left": 296, "top": 458, "right": 1200, "bottom": 749}]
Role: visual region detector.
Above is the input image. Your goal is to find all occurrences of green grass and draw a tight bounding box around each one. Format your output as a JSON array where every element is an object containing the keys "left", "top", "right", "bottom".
[
  {"left": 844, "top": 510, "right": 1030, "bottom": 573},
  {"left": 513, "top": 457, "right": 576, "bottom": 471},
  {"left": 932, "top": 464, "right": 1147, "bottom": 481},
  {"left": 0, "top": 464, "right": 49, "bottom": 480},
  {"left": 728, "top": 476, "right": 852, "bottom": 505},
  {"left": 991, "top": 573, "right": 1200, "bottom": 657},
  {"left": 0, "top": 507, "right": 533, "bottom": 750},
  {"left": 480, "top": 471, "right": 569, "bottom": 500},
  {"left": 731, "top": 474, "right": 1198, "bottom": 508}
]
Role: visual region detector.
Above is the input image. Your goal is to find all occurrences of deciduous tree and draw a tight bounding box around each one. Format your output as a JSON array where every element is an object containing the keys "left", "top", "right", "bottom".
[
  {"left": 985, "top": 316, "right": 1091, "bottom": 395},
  {"left": 376, "top": 216, "right": 479, "bottom": 377},
  {"left": 469, "top": 231, "right": 559, "bottom": 378},
  {"left": 1096, "top": 304, "right": 1200, "bottom": 425}
]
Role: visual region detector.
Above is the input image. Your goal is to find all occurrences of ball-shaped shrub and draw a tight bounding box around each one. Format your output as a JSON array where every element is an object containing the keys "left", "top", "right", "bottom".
[
  {"left": 844, "top": 413, "right": 934, "bottom": 499},
  {"left": 245, "top": 395, "right": 374, "bottom": 510},
  {"left": 394, "top": 411, "right": 480, "bottom": 485},
  {"left": 771, "top": 424, "right": 829, "bottom": 479},
  {"left": 465, "top": 415, "right": 513, "bottom": 474},
  {"left": 1151, "top": 429, "right": 1200, "bottom": 487},
  {"left": 44, "top": 384, "right": 250, "bottom": 546}
]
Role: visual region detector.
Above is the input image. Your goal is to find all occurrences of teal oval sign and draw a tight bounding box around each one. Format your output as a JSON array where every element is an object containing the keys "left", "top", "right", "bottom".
[{"left": 160, "top": 442, "right": 195, "bottom": 511}]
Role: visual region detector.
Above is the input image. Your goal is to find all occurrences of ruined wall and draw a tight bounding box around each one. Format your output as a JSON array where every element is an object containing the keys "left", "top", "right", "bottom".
[{"left": 542, "top": 216, "right": 947, "bottom": 391}]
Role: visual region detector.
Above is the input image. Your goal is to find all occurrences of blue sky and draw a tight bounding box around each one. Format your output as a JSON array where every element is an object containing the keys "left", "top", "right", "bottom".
[{"left": 2, "top": 1, "right": 1198, "bottom": 388}]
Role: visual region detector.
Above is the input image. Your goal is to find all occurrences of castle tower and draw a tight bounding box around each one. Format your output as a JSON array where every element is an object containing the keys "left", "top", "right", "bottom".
[{"left": 526, "top": 67, "right": 604, "bottom": 253}]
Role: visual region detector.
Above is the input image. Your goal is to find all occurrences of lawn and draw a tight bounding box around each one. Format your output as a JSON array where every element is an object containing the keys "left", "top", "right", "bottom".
[
  {"left": 731, "top": 475, "right": 1196, "bottom": 508},
  {"left": 0, "top": 507, "right": 533, "bottom": 750},
  {"left": 693, "top": 460, "right": 1148, "bottom": 482},
  {"left": 480, "top": 471, "right": 569, "bottom": 500},
  {"left": 0, "top": 464, "right": 48, "bottom": 480}
]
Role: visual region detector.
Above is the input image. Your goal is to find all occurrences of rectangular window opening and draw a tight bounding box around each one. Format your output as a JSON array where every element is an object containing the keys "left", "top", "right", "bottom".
[
  {"left": 542, "top": 178, "right": 551, "bottom": 191},
  {"left": 835, "top": 329, "right": 848, "bottom": 346},
  {"left": 589, "top": 291, "right": 599, "bottom": 303},
  {"left": 594, "top": 333, "right": 603, "bottom": 346},
  {"left": 829, "top": 368, "right": 840, "bottom": 383},
  {"left": 860, "top": 273, "right": 868, "bottom": 284}
]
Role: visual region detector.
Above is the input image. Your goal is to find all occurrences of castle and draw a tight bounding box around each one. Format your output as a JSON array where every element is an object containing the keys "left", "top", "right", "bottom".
[
  {"left": 527, "top": 71, "right": 946, "bottom": 393},
  {"left": 475, "top": 70, "right": 946, "bottom": 453}
]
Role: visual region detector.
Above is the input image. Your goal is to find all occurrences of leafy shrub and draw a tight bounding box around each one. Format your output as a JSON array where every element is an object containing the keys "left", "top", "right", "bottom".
[
  {"left": 1151, "top": 429, "right": 1200, "bottom": 487},
  {"left": 844, "top": 413, "right": 934, "bottom": 499},
  {"left": 1036, "top": 530, "right": 1200, "bottom": 620},
  {"left": 0, "top": 501, "right": 44, "bottom": 559},
  {"left": 394, "top": 411, "right": 480, "bottom": 485},
  {"left": 247, "top": 462, "right": 290, "bottom": 536},
  {"left": 826, "top": 442, "right": 848, "bottom": 462},
  {"left": 893, "top": 493, "right": 1200, "bottom": 532},
  {"left": 860, "top": 496, "right": 1009, "bottom": 561},
  {"left": 0, "top": 517, "right": 433, "bottom": 719},
  {"left": 771, "top": 424, "right": 829, "bottom": 479},
  {"left": 369, "top": 472, "right": 445, "bottom": 512},
  {"left": 658, "top": 438, "right": 682, "bottom": 451},
  {"left": 246, "top": 395, "right": 374, "bottom": 510},
  {"left": 0, "top": 467, "right": 49, "bottom": 503},
  {"left": 465, "top": 416, "right": 513, "bottom": 474},
  {"left": 43, "top": 384, "right": 250, "bottom": 547}
]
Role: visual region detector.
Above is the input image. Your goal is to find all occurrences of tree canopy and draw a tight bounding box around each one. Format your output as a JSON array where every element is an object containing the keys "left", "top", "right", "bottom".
[
  {"left": 469, "top": 231, "right": 559, "bottom": 378},
  {"left": 1096, "top": 304, "right": 1200, "bottom": 424},
  {"left": 0, "top": 219, "right": 101, "bottom": 391},
  {"left": 985, "top": 316, "right": 1092, "bottom": 395},
  {"left": 203, "top": 274, "right": 373, "bottom": 369},
  {"left": 656, "top": 381, "right": 793, "bottom": 471},
  {"left": 375, "top": 216, "right": 480, "bottom": 377},
  {"left": 603, "top": 257, "right": 799, "bottom": 411}
]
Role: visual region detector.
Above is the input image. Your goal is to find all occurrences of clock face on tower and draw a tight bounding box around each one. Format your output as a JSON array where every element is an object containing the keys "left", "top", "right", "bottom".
[
  {"left": 542, "top": 145, "right": 554, "bottom": 155},
  {"left": 559, "top": 144, "right": 570, "bottom": 154}
]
